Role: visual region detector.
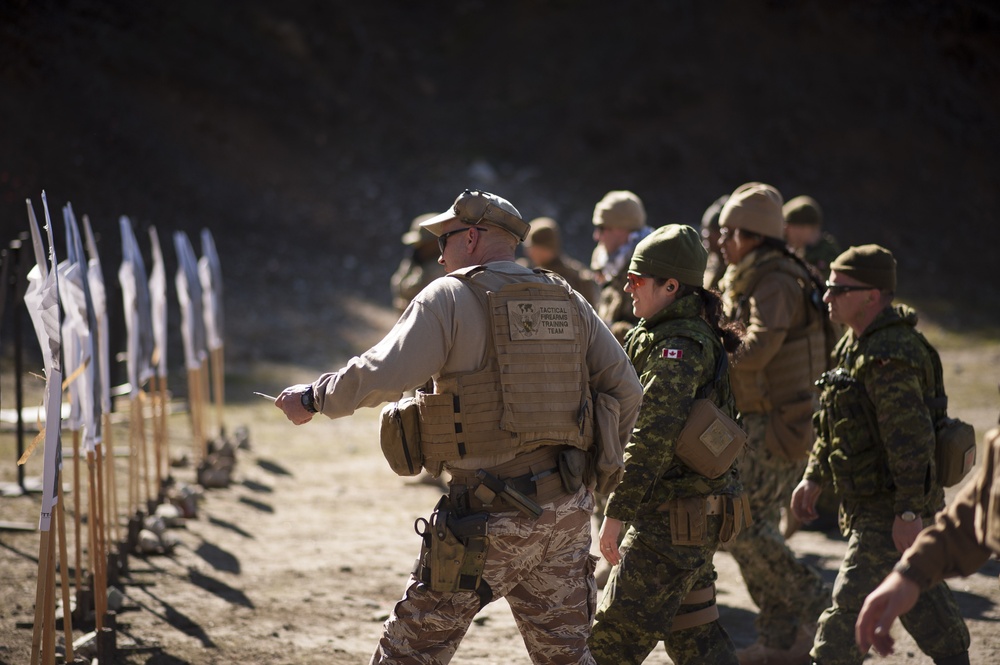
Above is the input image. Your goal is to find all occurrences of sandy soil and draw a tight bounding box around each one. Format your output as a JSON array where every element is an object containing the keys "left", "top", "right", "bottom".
[{"left": 1, "top": 392, "right": 998, "bottom": 664}]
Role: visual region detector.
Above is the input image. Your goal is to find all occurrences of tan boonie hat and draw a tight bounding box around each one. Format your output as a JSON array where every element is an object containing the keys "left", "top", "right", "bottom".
[
  {"left": 783, "top": 195, "right": 823, "bottom": 227},
  {"left": 524, "top": 217, "right": 560, "bottom": 251},
  {"left": 830, "top": 244, "right": 897, "bottom": 291},
  {"left": 630, "top": 224, "right": 708, "bottom": 287},
  {"left": 401, "top": 213, "right": 439, "bottom": 246},
  {"left": 420, "top": 189, "right": 529, "bottom": 241},
  {"left": 593, "top": 190, "right": 646, "bottom": 231},
  {"left": 719, "top": 182, "right": 785, "bottom": 240}
]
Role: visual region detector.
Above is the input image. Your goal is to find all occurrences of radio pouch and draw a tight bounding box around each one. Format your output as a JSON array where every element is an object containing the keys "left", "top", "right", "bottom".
[
  {"left": 935, "top": 417, "right": 977, "bottom": 488},
  {"left": 675, "top": 353, "right": 746, "bottom": 479},
  {"left": 379, "top": 396, "right": 423, "bottom": 476}
]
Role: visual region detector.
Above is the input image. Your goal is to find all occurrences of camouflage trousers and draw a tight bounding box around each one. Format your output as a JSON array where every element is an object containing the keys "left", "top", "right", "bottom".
[
  {"left": 723, "top": 413, "right": 828, "bottom": 649},
  {"left": 811, "top": 511, "right": 970, "bottom": 665},
  {"left": 370, "top": 487, "right": 598, "bottom": 665},
  {"left": 589, "top": 513, "right": 738, "bottom": 665}
]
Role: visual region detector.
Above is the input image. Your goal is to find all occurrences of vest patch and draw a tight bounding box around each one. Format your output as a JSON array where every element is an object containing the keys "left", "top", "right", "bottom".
[
  {"left": 506, "top": 300, "right": 574, "bottom": 340},
  {"left": 663, "top": 348, "right": 684, "bottom": 359}
]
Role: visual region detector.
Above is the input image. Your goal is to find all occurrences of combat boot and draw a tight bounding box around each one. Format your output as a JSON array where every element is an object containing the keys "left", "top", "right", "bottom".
[
  {"left": 933, "top": 653, "right": 970, "bottom": 665},
  {"left": 736, "top": 623, "right": 814, "bottom": 665}
]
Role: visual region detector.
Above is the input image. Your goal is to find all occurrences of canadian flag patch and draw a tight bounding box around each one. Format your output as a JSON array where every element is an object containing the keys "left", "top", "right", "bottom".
[{"left": 663, "top": 349, "right": 683, "bottom": 359}]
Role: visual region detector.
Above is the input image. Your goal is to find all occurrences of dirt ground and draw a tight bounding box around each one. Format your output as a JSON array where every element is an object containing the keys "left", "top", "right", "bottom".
[{"left": 2, "top": 339, "right": 999, "bottom": 665}]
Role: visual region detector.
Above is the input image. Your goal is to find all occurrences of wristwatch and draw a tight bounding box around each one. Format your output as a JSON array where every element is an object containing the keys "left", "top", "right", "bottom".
[
  {"left": 899, "top": 510, "right": 918, "bottom": 522},
  {"left": 300, "top": 386, "right": 317, "bottom": 414}
]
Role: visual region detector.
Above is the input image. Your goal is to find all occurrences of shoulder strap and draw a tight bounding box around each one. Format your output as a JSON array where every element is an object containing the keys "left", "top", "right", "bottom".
[{"left": 913, "top": 330, "right": 948, "bottom": 416}]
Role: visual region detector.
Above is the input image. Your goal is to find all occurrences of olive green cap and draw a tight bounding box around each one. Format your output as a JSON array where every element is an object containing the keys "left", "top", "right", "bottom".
[
  {"left": 719, "top": 182, "right": 784, "bottom": 240},
  {"left": 783, "top": 195, "right": 823, "bottom": 227},
  {"left": 524, "top": 217, "right": 560, "bottom": 251},
  {"left": 629, "top": 224, "right": 707, "bottom": 287},
  {"left": 830, "top": 244, "right": 897, "bottom": 291}
]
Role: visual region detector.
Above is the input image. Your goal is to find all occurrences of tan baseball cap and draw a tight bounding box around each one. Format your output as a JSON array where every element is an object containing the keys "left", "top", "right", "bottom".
[
  {"left": 401, "top": 213, "right": 439, "bottom": 246},
  {"left": 420, "top": 189, "right": 529, "bottom": 242}
]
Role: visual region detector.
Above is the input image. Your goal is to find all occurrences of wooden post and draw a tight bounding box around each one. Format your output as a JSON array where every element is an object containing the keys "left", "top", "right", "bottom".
[
  {"left": 56, "top": 485, "right": 75, "bottom": 662},
  {"left": 211, "top": 346, "right": 225, "bottom": 437}
]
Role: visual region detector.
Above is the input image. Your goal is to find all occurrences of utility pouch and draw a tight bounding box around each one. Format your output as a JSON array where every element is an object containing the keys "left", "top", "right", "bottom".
[
  {"left": 675, "top": 399, "right": 747, "bottom": 479},
  {"left": 936, "top": 417, "right": 977, "bottom": 487},
  {"left": 718, "top": 494, "right": 753, "bottom": 544},
  {"left": 669, "top": 496, "right": 707, "bottom": 546},
  {"left": 379, "top": 396, "right": 423, "bottom": 476},
  {"left": 558, "top": 448, "right": 587, "bottom": 494}
]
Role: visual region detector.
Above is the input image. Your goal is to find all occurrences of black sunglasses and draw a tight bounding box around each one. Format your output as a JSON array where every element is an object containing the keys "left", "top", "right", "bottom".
[
  {"left": 824, "top": 282, "right": 874, "bottom": 296},
  {"left": 438, "top": 226, "right": 486, "bottom": 254}
]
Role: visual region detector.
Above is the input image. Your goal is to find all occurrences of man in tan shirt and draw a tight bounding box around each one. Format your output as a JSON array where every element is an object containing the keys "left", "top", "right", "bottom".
[{"left": 276, "top": 189, "right": 643, "bottom": 665}]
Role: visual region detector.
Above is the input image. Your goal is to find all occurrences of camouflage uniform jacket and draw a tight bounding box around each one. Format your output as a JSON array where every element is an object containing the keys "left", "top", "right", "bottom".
[
  {"left": 805, "top": 305, "right": 945, "bottom": 531},
  {"left": 799, "top": 231, "right": 841, "bottom": 280},
  {"left": 605, "top": 294, "right": 741, "bottom": 524},
  {"left": 390, "top": 256, "right": 447, "bottom": 312},
  {"left": 596, "top": 256, "right": 640, "bottom": 343}
]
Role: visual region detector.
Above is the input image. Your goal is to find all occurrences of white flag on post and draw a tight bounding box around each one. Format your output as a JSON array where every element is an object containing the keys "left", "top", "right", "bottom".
[
  {"left": 23, "top": 194, "right": 63, "bottom": 532},
  {"left": 173, "top": 231, "right": 206, "bottom": 371},
  {"left": 59, "top": 204, "right": 99, "bottom": 454},
  {"left": 148, "top": 226, "right": 168, "bottom": 379},
  {"left": 119, "top": 217, "right": 156, "bottom": 396},
  {"left": 199, "top": 228, "right": 223, "bottom": 352},
  {"left": 83, "top": 217, "right": 110, "bottom": 424}
]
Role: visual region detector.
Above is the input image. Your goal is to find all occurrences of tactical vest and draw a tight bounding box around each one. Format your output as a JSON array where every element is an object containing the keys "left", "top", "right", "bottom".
[
  {"left": 722, "top": 251, "right": 826, "bottom": 459},
  {"left": 418, "top": 267, "right": 594, "bottom": 466},
  {"left": 624, "top": 307, "right": 741, "bottom": 488},
  {"left": 814, "top": 309, "right": 939, "bottom": 503},
  {"left": 726, "top": 251, "right": 828, "bottom": 414}
]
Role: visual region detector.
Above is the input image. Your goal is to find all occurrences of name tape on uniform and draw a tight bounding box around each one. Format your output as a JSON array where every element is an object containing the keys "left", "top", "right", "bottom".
[{"left": 507, "top": 300, "right": 574, "bottom": 340}]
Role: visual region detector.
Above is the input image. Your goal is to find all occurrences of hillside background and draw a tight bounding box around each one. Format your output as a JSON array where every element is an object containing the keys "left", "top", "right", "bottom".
[{"left": 2, "top": 0, "right": 999, "bottom": 377}]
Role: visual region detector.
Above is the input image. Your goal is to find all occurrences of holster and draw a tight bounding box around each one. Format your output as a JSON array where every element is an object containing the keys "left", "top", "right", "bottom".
[{"left": 414, "top": 496, "right": 492, "bottom": 608}]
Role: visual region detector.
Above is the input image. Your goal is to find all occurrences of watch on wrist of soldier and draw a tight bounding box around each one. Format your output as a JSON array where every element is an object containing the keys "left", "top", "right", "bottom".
[{"left": 300, "top": 386, "right": 317, "bottom": 414}]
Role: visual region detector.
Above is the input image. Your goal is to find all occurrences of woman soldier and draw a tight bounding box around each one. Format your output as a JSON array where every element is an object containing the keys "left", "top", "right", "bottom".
[{"left": 589, "top": 224, "right": 747, "bottom": 664}]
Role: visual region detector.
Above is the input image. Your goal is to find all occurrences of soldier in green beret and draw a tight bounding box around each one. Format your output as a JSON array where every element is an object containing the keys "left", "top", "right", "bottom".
[
  {"left": 782, "top": 195, "right": 841, "bottom": 281},
  {"left": 791, "top": 244, "right": 971, "bottom": 665},
  {"left": 589, "top": 224, "right": 749, "bottom": 664}
]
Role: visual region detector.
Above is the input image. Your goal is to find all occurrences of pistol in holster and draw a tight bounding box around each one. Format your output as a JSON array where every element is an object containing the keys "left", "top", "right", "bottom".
[
  {"left": 474, "top": 469, "right": 544, "bottom": 519},
  {"left": 413, "top": 495, "right": 492, "bottom": 608}
]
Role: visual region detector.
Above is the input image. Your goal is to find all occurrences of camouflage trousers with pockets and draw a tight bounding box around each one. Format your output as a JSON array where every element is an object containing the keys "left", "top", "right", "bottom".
[
  {"left": 723, "top": 413, "right": 829, "bottom": 649},
  {"left": 589, "top": 513, "right": 738, "bottom": 664},
  {"left": 811, "top": 511, "right": 970, "bottom": 665},
  {"left": 370, "top": 486, "right": 597, "bottom": 665}
]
